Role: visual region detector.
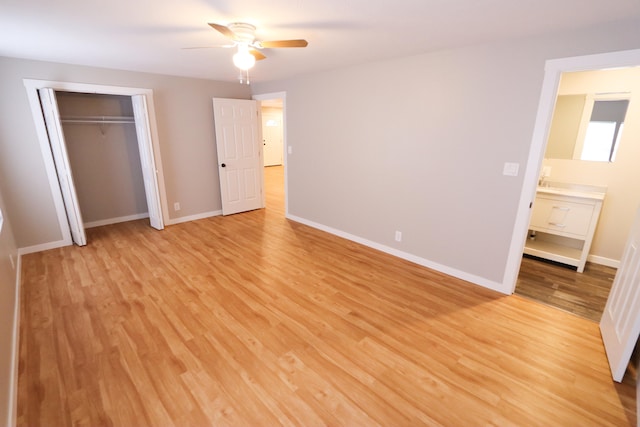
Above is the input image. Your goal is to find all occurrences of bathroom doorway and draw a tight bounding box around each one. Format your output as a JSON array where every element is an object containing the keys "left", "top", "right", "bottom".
[{"left": 513, "top": 63, "right": 640, "bottom": 321}]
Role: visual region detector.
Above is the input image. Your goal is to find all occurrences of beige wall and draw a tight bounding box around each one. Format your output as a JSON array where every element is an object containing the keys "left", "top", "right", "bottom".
[
  {"left": 543, "top": 67, "right": 640, "bottom": 264},
  {"left": 545, "top": 94, "right": 586, "bottom": 159},
  {"left": 261, "top": 106, "right": 284, "bottom": 166},
  {"left": 0, "top": 188, "right": 19, "bottom": 427},
  {"left": 252, "top": 18, "right": 640, "bottom": 284},
  {"left": 57, "top": 92, "right": 148, "bottom": 224},
  {"left": 0, "top": 57, "right": 251, "bottom": 248}
]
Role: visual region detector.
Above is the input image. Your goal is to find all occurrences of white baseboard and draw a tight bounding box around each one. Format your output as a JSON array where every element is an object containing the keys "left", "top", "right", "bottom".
[
  {"left": 8, "top": 253, "right": 22, "bottom": 427},
  {"left": 18, "top": 210, "right": 224, "bottom": 255},
  {"left": 587, "top": 254, "right": 620, "bottom": 269},
  {"left": 19, "top": 238, "right": 70, "bottom": 255},
  {"left": 165, "top": 210, "right": 222, "bottom": 226},
  {"left": 286, "top": 214, "right": 508, "bottom": 294},
  {"left": 84, "top": 213, "right": 149, "bottom": 229}
]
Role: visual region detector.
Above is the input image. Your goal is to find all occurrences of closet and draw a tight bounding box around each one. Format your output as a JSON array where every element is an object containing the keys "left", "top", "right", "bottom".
[
  {"left": 57, "top": 92, "right": 148, "bottom": 228},
  {"left": 37, "top": 88, "right": 164, "bottom": 246}
]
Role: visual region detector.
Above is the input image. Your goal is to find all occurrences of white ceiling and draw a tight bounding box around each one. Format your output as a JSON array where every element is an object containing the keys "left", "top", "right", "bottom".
[{"left": 2, "top": 0, "right": 640, "bottom": 84}]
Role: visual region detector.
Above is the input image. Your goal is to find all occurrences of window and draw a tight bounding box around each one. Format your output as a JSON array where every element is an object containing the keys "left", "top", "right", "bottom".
[{"left": 579, "top": 99, "right": 629, "bottom": 162}]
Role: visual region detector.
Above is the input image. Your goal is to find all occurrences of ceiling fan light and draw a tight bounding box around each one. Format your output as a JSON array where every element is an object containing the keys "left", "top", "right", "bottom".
[{"left": 233, "top": 46, "right": 256, "bottom": 70}]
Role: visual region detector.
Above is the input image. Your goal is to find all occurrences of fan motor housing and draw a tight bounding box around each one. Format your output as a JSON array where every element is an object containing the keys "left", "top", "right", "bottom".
[{"left": 228, "top": 23, "right": 256, "bottom": 43}]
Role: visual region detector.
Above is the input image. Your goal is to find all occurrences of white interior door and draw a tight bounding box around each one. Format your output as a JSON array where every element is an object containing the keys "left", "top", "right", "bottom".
[
  {"left": 600, "top": 205, "right": 640, "bottom": 382},
  {"left": 262, "top": 111, "right": 283, "bottom": 166},
  {"left": 38, "top": 88, "right": 87, "bottom": 246},
  {"left": 213, "top": 98, "right": 264, "bottom": 215},
  {"left": 132, "top": 94, "right": 164, "bottom": 230}
]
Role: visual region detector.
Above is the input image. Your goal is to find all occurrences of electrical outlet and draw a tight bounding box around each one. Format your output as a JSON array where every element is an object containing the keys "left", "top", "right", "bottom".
[
  {"left": 395, "top": 231, "right": 402, "bottom": 242},
  {"left": 174, "top": 202, "right": 181, "bottom": 211}
]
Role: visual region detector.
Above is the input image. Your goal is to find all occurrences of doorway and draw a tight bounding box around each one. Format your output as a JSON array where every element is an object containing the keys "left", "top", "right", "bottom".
[
  {"left": 56, "top": 92, "right": 149, "bottom": 225},
  {"left": 24, "top": 80, "right": 168, "bottom": 249},
  {"left": 514, "top": 65, "right": 640, "bottom": 321},
  {"left": 504, "top": 49, "right": 640, "bottom": 301},
  {"left": 262, "top": 103, "right": 284, "bottom": 167},
  {"left": 253, "top": 92, "right": 287, "bottom": 217}
]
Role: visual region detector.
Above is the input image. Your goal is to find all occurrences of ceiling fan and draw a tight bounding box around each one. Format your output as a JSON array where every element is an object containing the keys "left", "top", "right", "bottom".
[{"left": 205, "top": 22, "right": 308, "bottom": 75}]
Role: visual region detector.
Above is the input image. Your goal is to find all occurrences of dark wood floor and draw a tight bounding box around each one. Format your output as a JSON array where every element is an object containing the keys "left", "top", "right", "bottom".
[
  {"left": 516, "top": 255, "right": 615, "bottom": 322},
  {"left": 17, "top": 166, "right": 636, "bottom": 426}
]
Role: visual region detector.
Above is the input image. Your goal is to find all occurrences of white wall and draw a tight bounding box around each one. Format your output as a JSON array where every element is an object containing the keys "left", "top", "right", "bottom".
[
  {"left": 0, "top": 57, "right": 251, "bottom": 248},
  {"left": 0, "top": 188, "right": 19, "bottom": 427},
  {"left": 252, "top": 18, "right": 640, "bottom": 290},
  {"left": 543, "top": 68, "right": 640, "bottom": 265}
]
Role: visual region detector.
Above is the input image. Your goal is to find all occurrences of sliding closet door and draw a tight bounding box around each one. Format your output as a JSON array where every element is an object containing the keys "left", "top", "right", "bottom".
[
  {"left": 132, "top": 95, "right": 164, "bottom": 230},
  {"left": 38, "top": 88, "right": 87, "bottom": 246}
]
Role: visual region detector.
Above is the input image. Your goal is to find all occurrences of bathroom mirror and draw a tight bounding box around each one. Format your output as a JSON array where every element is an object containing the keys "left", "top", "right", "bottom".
[{"left": 545, "top": 93, "right": 630, "bottom": 162}]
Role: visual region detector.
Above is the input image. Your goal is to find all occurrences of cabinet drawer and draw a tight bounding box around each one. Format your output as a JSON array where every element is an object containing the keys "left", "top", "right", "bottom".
[{"left": 530, "top": 196, "right": 595, "bottom": 237}]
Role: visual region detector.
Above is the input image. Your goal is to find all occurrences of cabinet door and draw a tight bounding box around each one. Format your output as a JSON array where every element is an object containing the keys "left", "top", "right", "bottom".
[{"left": 529, "top": 196, "right": 595, "bottom": 238}]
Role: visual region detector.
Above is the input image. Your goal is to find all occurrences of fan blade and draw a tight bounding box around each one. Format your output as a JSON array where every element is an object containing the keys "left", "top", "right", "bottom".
[
  {"left": 208, "top": 23, "right": 236, "bottom": 40},
  {"left": 250, "top": 49, "right": 267, "bottom": 61},
  {"left": 259, "top": 39, "right": 308, "bottom": 48}
]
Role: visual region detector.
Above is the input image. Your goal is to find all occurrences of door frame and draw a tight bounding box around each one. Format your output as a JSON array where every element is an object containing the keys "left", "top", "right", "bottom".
[
  {"left": 23, "top": 79, "right": 169, "bottom": 249},
  {"left": 252, "top": 91, "right": 288, "bottom": 217},
  {"left": 504, "top": 48, "right": 640, "bottom": 293}
]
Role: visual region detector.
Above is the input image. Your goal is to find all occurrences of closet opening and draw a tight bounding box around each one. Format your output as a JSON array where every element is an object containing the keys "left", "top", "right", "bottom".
[
  {"left": 57, "top": 92, "right": 149, "bottom": 228},
  {"left": 24, "top": 80, "right": 167, "bottom": 249}
]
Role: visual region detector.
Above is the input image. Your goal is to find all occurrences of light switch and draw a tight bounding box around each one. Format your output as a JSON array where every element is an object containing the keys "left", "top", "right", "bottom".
[
  {"left": 287, "top": 146, "right": 293, "bottom": 155},
  {"left": 503, "top": 162, "right": 519, "bottom": 177}
]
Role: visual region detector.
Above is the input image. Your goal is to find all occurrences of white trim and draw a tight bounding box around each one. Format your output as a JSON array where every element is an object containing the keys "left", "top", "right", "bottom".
[
  {"left": 23, "top": 84, "right": 73, "bottom": 247},
  {"left": 503, "top": 48, "right": 640, "bottom": 294},
  {"left": 287, "top": 214, "right": 505, "bottom": 294},
  {"left": 165, "top": 210, "right": 222, "bottom": 225},
  {"left": 18, "top": 210, "right": 226, "bottom": 252},
  {"left": 22, "top": 79, "right": 170, "bottom": 246},
  {"left": 588, "top": 254, "right": 620, "bottom": 269},
  {"left": 8, "top": 254, "right": 22, "bottom": 427},
  {"left": 85, "top": 213, "right": 150, "bottom": 229},
  {"left": 18, "top": 239, "right": 69, "bottom": 255},
  {"left": 252, "top": 92, "right": 288, "bottom": 217}
]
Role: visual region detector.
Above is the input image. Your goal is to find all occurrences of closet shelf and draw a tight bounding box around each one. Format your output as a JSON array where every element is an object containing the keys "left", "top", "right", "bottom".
[{"left": 61, "top": 115, "right": 135, "bottom": 124}]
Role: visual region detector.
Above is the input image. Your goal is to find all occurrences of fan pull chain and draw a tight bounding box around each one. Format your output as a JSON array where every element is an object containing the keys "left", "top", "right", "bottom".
[{"left": 238, "top": 69, "right": 251, "bottom": 85}]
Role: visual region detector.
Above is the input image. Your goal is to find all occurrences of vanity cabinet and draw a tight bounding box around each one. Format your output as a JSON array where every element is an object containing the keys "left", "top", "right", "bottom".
[{"left": 524, "top": 186, "right": 605, "bottom": 273}]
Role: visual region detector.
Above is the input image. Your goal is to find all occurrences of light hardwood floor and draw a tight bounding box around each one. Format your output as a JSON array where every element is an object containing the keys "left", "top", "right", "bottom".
[{"left": 18, "top": 166, "right": 636, "bottom": 426}]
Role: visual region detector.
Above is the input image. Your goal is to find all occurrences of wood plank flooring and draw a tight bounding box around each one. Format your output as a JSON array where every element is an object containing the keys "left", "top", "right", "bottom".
[
  {"left": 18, "top": 166, "right": 636, "bottom": 426},
  {"left": 516, "top": 256, "right": 615, "bottom": 322}
]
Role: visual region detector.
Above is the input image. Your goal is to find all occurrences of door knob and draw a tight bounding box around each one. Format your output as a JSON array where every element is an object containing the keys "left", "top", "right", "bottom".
[{"left": 221, "top": 163, "right": 226, "bottom": 167}]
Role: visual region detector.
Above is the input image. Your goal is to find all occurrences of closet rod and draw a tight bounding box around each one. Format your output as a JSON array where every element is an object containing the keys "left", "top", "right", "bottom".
[{"left": 61, "top": 115, "right": 135, "bottom": 124}]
